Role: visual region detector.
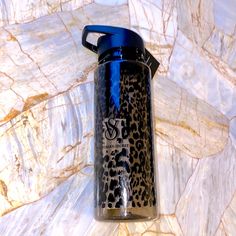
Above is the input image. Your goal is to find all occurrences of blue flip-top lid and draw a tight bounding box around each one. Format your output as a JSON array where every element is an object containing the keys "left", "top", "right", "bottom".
[
  {"left": 82, "top": 25, "right": 145, "bottom": 56},
  {"left": 82, "top": 25, "right": 159, "bottom": 77}
]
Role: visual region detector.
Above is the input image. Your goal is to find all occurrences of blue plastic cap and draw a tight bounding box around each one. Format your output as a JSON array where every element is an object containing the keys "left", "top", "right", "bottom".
[
  {"left": 82, "top": 25, "right": 160, "bottom": 77},
  {"left": 82, "top": 25, "right": 145, "bottom": 56}
]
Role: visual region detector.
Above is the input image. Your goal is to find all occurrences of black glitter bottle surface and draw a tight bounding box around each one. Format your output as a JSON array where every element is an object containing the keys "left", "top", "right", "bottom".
[{"left": 82, "top": 25, "right": 159, "bottom": 221}]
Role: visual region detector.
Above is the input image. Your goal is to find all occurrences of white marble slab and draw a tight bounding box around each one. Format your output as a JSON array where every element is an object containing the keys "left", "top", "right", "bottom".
[
  {"left": 0, "top": 0, "right": 92, "bottom": 26},
  {"left": 128, "top": 0, "right": 177, "bottom": 74},
  {"left": 222, "top": 192, "right": 236, "bottom": 236},
  {"left": 153, "top": 76, "right": 228, "bottom": 158},
  {"left": 0, "top": 0, "right": 235, "bottom": 235},
  {"left": 0, "top": 3, "right": 129, "bottom": 122},
  {"left": 176, "top": 139, "right": 236, "bottom": 236}
]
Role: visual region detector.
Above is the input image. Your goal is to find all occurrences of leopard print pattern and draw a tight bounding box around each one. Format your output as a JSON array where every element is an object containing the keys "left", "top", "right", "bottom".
[{"left": 94, "top": 61, "right": 156, "bottom": 209}]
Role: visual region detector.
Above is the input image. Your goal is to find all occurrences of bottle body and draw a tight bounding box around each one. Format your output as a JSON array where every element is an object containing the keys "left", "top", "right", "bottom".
[{"left": 94, "top": 59, "right": 157, "bottom": 221}]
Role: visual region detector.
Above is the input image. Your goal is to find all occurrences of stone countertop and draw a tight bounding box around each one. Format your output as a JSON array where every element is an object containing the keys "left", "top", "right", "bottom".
[{"left": 0, "top": 1, "right": 235, "bottom": 235}]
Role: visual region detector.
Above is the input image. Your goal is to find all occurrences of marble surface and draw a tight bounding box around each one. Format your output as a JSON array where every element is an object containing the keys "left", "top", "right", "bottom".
[{"left": 0, "top": 1, "right": 235, "bottom": 235}]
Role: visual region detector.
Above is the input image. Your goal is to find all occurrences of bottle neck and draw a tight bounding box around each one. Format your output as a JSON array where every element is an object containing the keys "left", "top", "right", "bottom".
[{"left": 98, "top": 47, "right": 145, "bottom": 65}]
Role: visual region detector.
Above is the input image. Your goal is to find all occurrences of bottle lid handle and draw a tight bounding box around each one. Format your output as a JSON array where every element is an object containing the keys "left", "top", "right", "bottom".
[{"left": 82, "top": 25, "right": 125, "bottom": 54}]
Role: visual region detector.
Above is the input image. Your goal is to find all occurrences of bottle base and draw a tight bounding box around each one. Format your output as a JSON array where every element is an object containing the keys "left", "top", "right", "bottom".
[{"left": 95, "top": 206, "right": 158, "bottom": 222}]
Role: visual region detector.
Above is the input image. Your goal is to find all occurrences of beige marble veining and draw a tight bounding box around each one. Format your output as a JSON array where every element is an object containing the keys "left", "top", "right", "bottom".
[
  {"left": 176, "top": 139, "right": 236, "bottom": 236},
  {"left": 0, "top": 136, "right": 188, "bottom": 236},
  {"left": 176, "top": 0, "right": 215, "bottom": 47},
  {"left": 155, "top": 137, "right": 198, "bottom": 215},
  {"left": 168, "top": 30, "right": 236, "bottom": 119},
  {"left": 0, "top": 0, "right": 93, "bottom": 26},
  {"left": 0, "top": 75, "right": 228, "bottom": 217},
  {"left": 129, "top": 0, "right": 236, "bottom": 118},
  {"left": 0, "top": 3, "right": 129, "bottom": 123},
  {"left": 230, "top": 117, "right": 236, "bottom": 149},
  {"left": 0, "top": 82, "right": 94, "bottom": 216},
  {"left": 129, "top": 0, "right": 177, "bottom": 75},
  {"left": 154, "top": 76, "right": 228, "bottom": 158},
  {"left": 169, "top": 0, "right": 236, "bottom": 120},
  {"left": 221, "top": 192, "right": 236, "bottom": 236},
  {"left": 123, "top": 214, "right": 183, "bottom": 236},
  {"left": 177, "top": 0, "right": 236, "bottom": 73},
  {"left": 215, "top": 223, "right": 227, "bottom": 236},
  {"left": 0, "top": 0, "right": 235, "bottom": 235}
]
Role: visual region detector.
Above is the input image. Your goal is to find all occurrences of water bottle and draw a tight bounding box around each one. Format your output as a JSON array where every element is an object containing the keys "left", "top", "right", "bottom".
[{"left": 82, "top": 25, "right": 159, "bottom": 221}]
